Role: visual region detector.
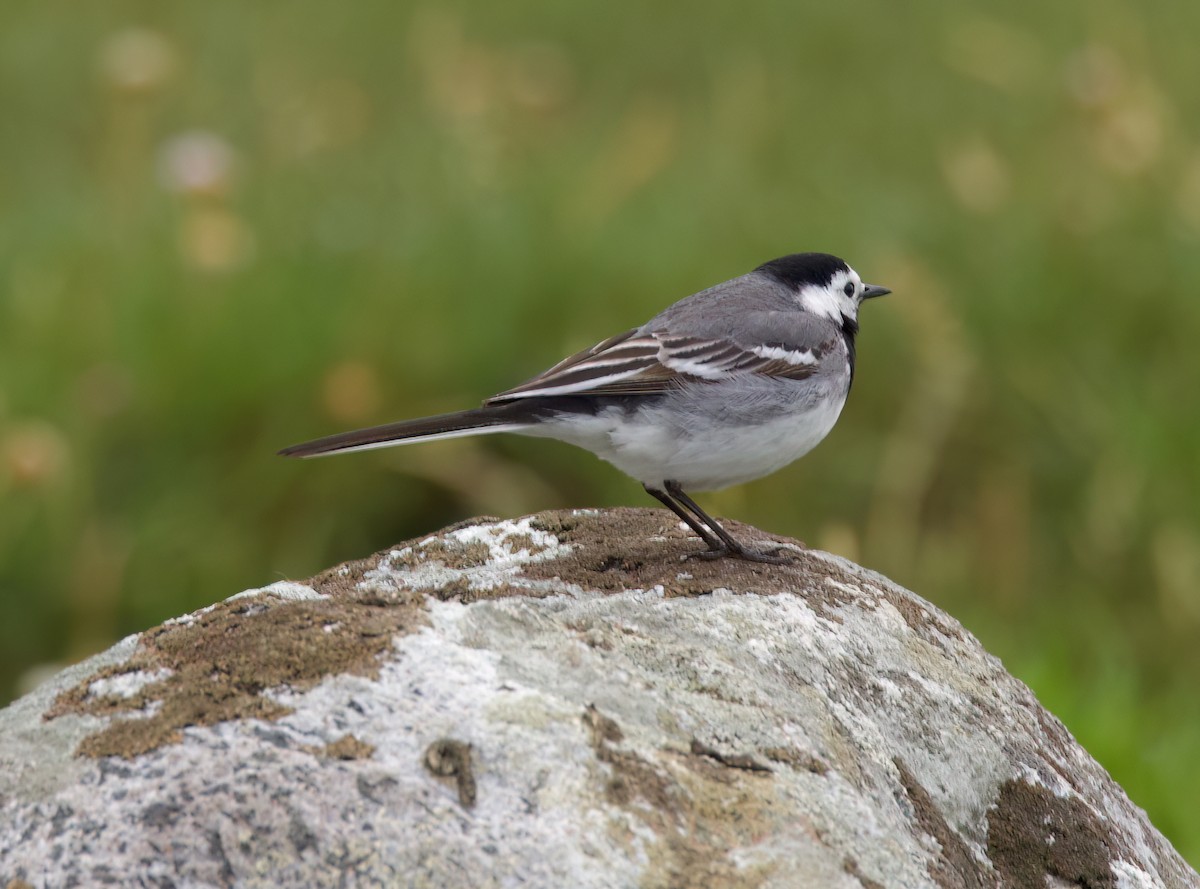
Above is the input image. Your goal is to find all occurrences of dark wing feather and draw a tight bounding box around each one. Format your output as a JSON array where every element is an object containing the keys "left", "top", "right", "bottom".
[{"left": 487, "top": 328, "right": 828, "bottom": 405}]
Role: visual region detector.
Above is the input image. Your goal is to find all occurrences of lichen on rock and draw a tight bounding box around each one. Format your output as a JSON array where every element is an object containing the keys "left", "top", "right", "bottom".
[{"left": 0, "top": 508, "right": 1195, "bottom": 889}]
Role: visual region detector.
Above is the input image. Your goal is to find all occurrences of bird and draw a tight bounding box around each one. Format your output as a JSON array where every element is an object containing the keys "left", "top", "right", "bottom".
[{"left": 280, "top": 252, "right": 891, "bottom": 563}]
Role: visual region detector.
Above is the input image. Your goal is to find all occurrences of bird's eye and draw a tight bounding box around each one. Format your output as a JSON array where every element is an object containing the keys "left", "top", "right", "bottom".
[{"left": 843, "top": 282, "right": 855, "bottom": 297}]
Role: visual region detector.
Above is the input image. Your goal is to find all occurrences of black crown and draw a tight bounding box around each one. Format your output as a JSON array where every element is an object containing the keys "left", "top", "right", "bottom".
[{"left": 756, "top": 253, "right": 849, "bottom": 289}]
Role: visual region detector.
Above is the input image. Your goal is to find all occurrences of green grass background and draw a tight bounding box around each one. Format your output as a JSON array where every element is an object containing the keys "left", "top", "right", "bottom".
[{"left": 3, "top": 0, "right": 1200, "bottom": 864}]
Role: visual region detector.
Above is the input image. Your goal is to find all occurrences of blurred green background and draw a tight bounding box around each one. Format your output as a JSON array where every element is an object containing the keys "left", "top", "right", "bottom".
[{"left": 3, "top": 0, "right": 1199, "bottom": 863}]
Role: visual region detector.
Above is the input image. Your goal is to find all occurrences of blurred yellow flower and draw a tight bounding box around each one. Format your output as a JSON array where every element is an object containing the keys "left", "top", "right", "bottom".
[
  {"left": 97, "top": 27, "right": 177, "bottom": 95},
  {"left": 178, "top": 207, "right": 254, "bottom": 273},
  {"left": 321, "top": 361, "right": 382, "bottom": 425},
  {"left": 2, "top": 420, "right": 70, "bottom": 489}
]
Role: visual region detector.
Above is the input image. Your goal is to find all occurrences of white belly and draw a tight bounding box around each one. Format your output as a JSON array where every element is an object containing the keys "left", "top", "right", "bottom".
[{"left": 527, "top": 378, "right": 850, "bottom": 491}]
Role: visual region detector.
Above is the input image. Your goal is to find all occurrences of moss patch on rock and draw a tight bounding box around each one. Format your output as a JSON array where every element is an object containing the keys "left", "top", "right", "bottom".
[
  {"left": 522, "top": 508, "right": 861, "bottom": 618},
  {"left": 41, "top": 507, "right": 895, "bottom": 763},
  {"left": 47, "top": 584, "right": 424, "bottom": 760},
  {"left": 987, "top": 778, "right": 1123, "bottom": 889}
]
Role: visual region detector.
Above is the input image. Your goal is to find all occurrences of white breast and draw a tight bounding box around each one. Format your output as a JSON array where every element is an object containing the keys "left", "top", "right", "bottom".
[{"left": 528, "top": 375, "right": 851, "bottom": 491}]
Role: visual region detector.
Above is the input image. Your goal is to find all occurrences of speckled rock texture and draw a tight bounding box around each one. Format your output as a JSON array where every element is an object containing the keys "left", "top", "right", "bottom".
[{"left": 0, "top": 508, "right": 1195, "bottom": 889}]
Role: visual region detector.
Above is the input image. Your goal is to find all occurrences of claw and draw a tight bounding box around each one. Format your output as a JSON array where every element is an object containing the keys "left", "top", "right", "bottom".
[{"left": 684, "top": 544, "right": 794, "bottom": 565}]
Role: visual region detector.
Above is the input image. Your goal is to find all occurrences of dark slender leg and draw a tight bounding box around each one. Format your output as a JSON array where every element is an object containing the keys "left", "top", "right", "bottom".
[
  {"left": 644, "top": 485, "right": 725, "bottom": 552},
  {"left": 665, "top": 481, "right": 792, "bottom": 564},
  {"left": 649, "top": 481, "right": 792, "bottom": 564}
]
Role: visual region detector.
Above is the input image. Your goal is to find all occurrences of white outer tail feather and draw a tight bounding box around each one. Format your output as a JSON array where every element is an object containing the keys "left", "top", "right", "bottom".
[{"left": 289, "top": 423, "right": 531, "bottom": 458}]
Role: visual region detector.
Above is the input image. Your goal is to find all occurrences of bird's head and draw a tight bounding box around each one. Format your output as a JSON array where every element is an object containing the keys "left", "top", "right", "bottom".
[{"left": 756, "top": 252, "right": 890, "bottom": 328}]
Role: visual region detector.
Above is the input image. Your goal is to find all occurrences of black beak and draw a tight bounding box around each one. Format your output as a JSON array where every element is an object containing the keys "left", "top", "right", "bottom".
[{"left": 861, "top": 283, "right": 891, "bottom": 300}]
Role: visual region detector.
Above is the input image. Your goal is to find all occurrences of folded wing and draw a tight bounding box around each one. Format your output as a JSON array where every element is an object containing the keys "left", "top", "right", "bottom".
[{"left": 487, "top": 327, "right": 829, "bottom": 403}]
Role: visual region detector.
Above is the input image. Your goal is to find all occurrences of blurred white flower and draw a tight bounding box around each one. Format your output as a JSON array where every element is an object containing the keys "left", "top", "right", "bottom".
[{"left": 158, "top": 131, "right": 237, "bottom": 198}]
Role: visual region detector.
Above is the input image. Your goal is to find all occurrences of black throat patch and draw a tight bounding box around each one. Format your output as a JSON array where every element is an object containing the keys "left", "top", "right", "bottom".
[{"left": 841, "top": 313, "right": 858, "bottom": 387}]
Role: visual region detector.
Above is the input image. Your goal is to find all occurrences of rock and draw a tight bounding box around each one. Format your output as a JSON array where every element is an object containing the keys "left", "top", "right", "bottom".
[{"left": 0, "top": 508, "right": 1194, "bottom": 888}]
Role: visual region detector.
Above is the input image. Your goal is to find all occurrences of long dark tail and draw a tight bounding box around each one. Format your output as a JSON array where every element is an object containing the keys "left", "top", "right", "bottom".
[{"left": 278, "top": 406, "right": 533, "bottom": 458}]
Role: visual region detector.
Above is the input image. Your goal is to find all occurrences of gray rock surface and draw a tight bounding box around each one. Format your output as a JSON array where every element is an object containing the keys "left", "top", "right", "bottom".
[{"left": 0, "top": 508, "right": 1195, "bottom": 888}]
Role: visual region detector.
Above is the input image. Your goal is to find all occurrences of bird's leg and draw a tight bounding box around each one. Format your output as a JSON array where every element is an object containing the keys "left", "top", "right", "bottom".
[
  {"left": 644, "top": 485, "right": 727, "bottom": 553},
  {"left": 663, "top": 481, "right": 792, "bottom": 565}
]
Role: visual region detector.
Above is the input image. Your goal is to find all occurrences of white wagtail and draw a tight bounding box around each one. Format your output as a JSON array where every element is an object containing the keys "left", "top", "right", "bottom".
[{"left": 281, "top": 252, "right": 891, "bottom": 563}]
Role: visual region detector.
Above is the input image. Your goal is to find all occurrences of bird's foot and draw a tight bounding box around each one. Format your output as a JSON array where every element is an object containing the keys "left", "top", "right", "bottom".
[{"left": 684, "top": 542, "right": 795, "bottom": 565}]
